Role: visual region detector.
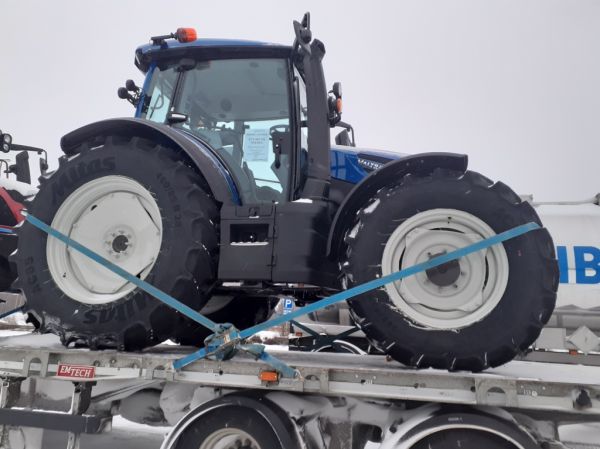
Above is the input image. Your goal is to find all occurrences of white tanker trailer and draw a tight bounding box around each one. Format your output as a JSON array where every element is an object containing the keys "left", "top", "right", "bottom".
[{"left": 529, "top": 195, "right": 600, "bottom": 355}]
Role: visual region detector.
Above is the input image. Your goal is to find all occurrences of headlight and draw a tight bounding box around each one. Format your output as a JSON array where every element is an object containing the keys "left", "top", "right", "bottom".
[
  {"left": 2, "top": 134, "right": 11, "bottom": 145},
  {"left": 1, "top": 143, "right": 9, "bottom": 153}
]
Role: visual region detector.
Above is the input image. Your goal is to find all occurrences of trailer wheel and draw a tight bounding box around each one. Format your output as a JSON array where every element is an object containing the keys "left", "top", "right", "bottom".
[
  {"left": 173, "top": 396, "right": 300, "bottom": 449},
  {"left": 411, "top": 429, "right": 525, "bottom": 449},
  {"left": 15, "top": 136, "right": 219, "bottom": 350},
  {"left": 400, "top": 410, "right": 540, "bottom": 449},
  {"left": 343, "top": 169, "right": 558, "bottom": 371}
]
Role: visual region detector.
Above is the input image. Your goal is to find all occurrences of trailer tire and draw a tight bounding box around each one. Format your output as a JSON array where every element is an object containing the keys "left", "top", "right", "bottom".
[
  {"left": 402, "top": 410, "right": 540, "bottom": 449},
  {"left": 174, "top": 396, "right": 300, "bottom": 449},
  {"left": 15, "top": 136, "right": 219, "bottom": 350},
  {"left": 412, "top": 429, "right": 525, "bottom": 449},
  {"left": 343, "top": 168, "right": 558, "bottom": 371}
]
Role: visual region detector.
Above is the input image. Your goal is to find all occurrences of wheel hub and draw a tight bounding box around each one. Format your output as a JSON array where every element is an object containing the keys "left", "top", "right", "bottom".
[
  {"left": 200, "top": 428, "right": 260, "bottom": 449},
  {"left": 425, "top": 251, "right": 461, "bottom": 287},
  {"left": 103, "top": 225, "right": 136, "bottom": 259},
  {"left": 381, "top": 209, "right": 509, "bottom": 330},
  {"left": 111, "top": 234, "right": 130, "bottom": 253},
  {"left": 47, "top": 176, "right": 163, "bottom": 305}
]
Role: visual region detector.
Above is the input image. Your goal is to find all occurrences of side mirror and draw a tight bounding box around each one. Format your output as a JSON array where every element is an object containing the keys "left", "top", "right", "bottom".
[
  {"left": 39, "top": 157, "right": 49, "bottom": 175},
  {"left": 118, "top": 78, "right": 143, "bottom": 107},
  {"left": 125, "top": 79, "right": 140, "bottom": 93},
  {"left": 335, "top": 129, "right": 352, "bottom": 146},
  {"left": 336, "top": 121, "right": 356, "bottom": 147},
  {"left": 332, "top": 82, "right": 342, "bottom": 99},
  {"left": 328, "top": 81, "right": 343, "bottom": 126},
  {"left": 8, "top": 151, "right": 31, "bottom": 184}
]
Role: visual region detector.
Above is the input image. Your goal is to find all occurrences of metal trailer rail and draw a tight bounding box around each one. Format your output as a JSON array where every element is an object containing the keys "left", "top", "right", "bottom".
[
  {"left": 0, "top": 334, "right": 598, "bottom": 448},
  {"left": 0, "top": 336, "right": 598, "bottom": 420}
]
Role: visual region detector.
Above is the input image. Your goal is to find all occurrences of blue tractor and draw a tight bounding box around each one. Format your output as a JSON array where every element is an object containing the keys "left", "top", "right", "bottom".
[{"left": 16, "top": 14, "right": 557, "bottom": 371}]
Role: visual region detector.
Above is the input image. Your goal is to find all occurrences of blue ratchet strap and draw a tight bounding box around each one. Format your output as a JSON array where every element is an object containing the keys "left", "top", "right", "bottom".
[
  {"left": 173, "top": 221, "right": 540, "bottom": 371},
  {"left": 24, "top": 213, "right": 539, "bottom": 376},
  {"left": 0, "top": 227, "right": 15, "bottom": 235},
  {"left": 240, "top": 343, "right": 297, "bottom": 378}
]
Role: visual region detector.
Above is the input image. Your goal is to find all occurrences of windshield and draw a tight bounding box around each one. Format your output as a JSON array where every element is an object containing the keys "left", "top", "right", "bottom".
[
  {"left": 140, "top": 65, "right": 178, "bottom": 123},
  {"left": 141, "top": 58, "right": 292, "bottom": 204}
]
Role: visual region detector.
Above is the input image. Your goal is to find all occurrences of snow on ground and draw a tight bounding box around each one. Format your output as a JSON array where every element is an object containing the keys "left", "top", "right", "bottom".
[
  {"left": 0, "top": 331, "right": 65, "bottom": 349},
  {"left": 44, "top": 415, "right": 169, "bottom": 448},
  {"left": 0, "top": 311, "right": 29, "bottom": 326},
  {"left": 560, "top": 423, "right": 600, "bottom": 446}
]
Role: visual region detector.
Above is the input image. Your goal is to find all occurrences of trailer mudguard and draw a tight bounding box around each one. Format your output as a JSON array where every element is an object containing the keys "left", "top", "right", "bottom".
[
  {"left": 327, "top": 152, "right": 468, "bottom": 258},
  {"left": 387, "top": 406, "right": 539, "bottom": 449},
  {"left": 60, "top": 117, "right": 239, "bottom": 205},
  {"left": 160, "top": 393, "right": 301, "bottom": 449}
]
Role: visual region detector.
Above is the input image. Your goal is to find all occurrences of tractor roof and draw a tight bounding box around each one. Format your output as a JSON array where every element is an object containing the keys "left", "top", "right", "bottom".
[{"left": 135, "top": 38, "right": 291, "bottom": 73}]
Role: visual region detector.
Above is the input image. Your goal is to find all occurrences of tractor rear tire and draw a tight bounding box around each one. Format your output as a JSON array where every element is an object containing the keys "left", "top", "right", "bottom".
[
  {"left": 343, "top": 169, "right": 558, "bottom": 371},
  {"left": 15, "top": 136, "right": 219, "bottom": 350}
]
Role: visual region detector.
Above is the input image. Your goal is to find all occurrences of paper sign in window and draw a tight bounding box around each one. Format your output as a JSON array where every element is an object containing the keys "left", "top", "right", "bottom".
[{"left": 243, "top": 129, "right": 270, "bottom": 162}]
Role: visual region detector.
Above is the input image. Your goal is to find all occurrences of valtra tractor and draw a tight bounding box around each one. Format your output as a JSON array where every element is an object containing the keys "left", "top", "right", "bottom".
[{"left": 14, "top": 14, "right": 558, "bottom": 371}]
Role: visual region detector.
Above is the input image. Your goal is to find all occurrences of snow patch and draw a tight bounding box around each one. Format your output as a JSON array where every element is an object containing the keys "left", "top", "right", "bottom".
[{"left": 0, "top": 178, "right": 38, "bottom": 197}]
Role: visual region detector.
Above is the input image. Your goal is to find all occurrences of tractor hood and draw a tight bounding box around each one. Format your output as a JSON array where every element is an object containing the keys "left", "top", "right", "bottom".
[{"left": 330, "top": 145, "right": 407, "bottom": 184}]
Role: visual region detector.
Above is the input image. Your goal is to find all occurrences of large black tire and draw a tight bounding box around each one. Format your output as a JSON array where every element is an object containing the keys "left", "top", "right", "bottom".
[
  {"left": 15, "top": 136, "right": 219, "bottom": 350},
  {"left": 343, "top": 169, "right": 558, "bottom": 371},
  {"left": 175, "top": 397, "right": 300, "bottom": 449},
  {"left": 412, "top": 429, "right": 525, "bottom": 449},
  {"left": 173, "top": 295, "right": 276, "bottom": 346},
  {"left": 408, "top": 410, "right": 540, "bottom": 449}
]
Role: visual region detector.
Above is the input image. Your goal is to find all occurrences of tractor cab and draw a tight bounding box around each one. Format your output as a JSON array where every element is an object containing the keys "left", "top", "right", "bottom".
[
  {"left": 127, "top": 16, "right": 343, "bottom": 287},
  {"left": 139, "top": 55, "right": 297, "bottom": 205}
]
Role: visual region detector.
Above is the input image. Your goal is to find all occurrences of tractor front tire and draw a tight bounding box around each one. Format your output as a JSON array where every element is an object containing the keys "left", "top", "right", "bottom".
[
  {"left": 343, "top": 169, "right": 558, "bottom": 371},
  {"left": 15, "top": 136, "right": 219, "bottom": 350}
]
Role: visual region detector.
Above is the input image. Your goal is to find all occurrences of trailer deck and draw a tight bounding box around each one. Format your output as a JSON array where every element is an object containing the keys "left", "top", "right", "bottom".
[{"left": 0, "top": 332, "right": 598, "bottom": 421}]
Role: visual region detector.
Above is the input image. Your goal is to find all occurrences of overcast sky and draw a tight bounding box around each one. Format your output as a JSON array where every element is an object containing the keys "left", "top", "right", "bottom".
[{"left": 1, "top": 0, "right": 598, "bottom": 200}]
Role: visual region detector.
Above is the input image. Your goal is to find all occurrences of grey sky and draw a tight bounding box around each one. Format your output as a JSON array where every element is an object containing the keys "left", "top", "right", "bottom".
[{"left": 1, "top": 0, "right": 598, "bottom": 200}]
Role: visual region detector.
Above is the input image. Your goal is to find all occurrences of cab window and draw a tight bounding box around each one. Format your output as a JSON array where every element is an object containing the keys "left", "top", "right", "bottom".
[{"left": 174, "top": 58, "right": 292, "bottom": 204}]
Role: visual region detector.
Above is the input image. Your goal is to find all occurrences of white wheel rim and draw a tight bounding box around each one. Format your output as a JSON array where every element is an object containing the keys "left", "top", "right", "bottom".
[
  {"left": 47, "top": 175, "right": 162, "bottom": 305},
  {"left": 199, "top": 428, "right": 261, "bottom": 449},
  {"left": 381, "top": 209, "right": 509, "bottom": 330}
]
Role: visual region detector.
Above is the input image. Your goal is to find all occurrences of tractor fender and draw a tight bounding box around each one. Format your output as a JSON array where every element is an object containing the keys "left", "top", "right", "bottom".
[
  {"left": 327, "top": 152, "right": 468, "bottom": 258},
  {"left": 60, "top": 117, "right": 240, "bottom": 205}
]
